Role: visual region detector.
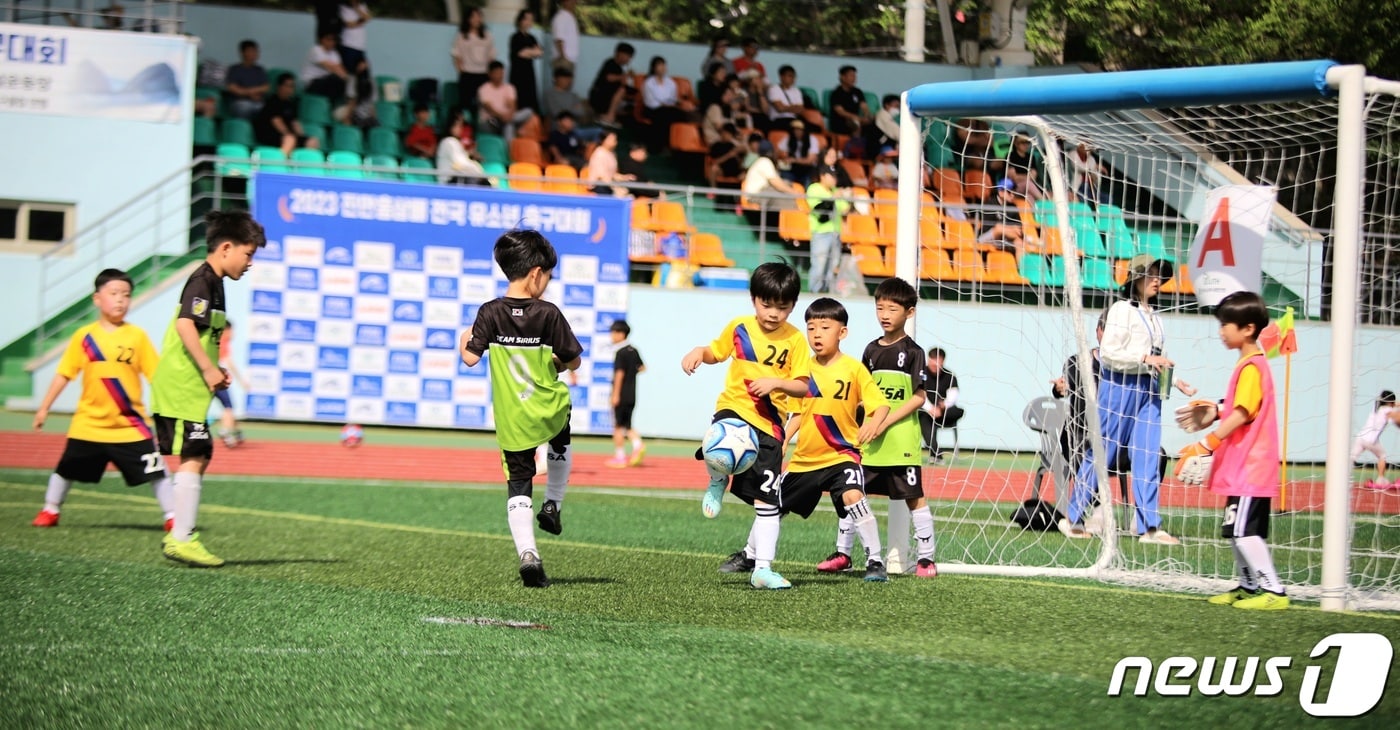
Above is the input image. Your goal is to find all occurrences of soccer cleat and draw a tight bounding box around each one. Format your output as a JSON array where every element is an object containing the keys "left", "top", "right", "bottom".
[
  {"left": 233, "top": 430, "right": 245, "bottom": 446},
  {"left": 816, "top": 552, "right": 852, "bottom": 573},
  {"left": 536, "top": 500, "right": 562, "bottom": 535},
  {"left": 163, "top": 518, "right": 174, "bottom": 532},
  {"left": 1057, "top": 518, "right": 1091, "bottom": 540},
  {"left": 518, "top": 550, "right": 550, "bottom": 588},
  {"left": 915, "top": 558, "right": 939, "bottom": 578},
  {"left": 718, "top": 550, "right": 755, "bottom": 573},
  {"left": 1207, "top": 587, "right": 1255, "bottom": 606},
  {"left": 604, "top": 456, "right": 628, "bottom": 469},
  {"left": 701, "top": 480, "right": 726, "bottom": 519},
  {"left": 864, "top": 559, "right": 889, "bottom": 582},
  {"left": 31, "top": 509, "right": 59, "bottom": 527},
  {"left": 1233, "top": 591, "right": 1290, "bottom": 611},
  {"left": 629, "top": 444, "right": 647, "bottom": 467},
  {"left": 161, "top": 533, "right": 225, "bottom": 568},
  {"left": 750, "top": 566, "right": 792, "bottom": 589},
  {"left": 1139, "top": 529, "right": 1181, "bottom": 545}
]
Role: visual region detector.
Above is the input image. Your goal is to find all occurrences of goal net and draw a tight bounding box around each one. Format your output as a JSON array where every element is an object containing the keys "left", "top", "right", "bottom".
[{"left": 891, "top": 61, "right": 1400, "bottom": 611}]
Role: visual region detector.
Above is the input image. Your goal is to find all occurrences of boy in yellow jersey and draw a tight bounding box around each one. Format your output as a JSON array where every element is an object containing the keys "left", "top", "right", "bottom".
[
  {"left": 681, "top": 262, "right": 810, "bottom": 574},
  {"left": 31, "top": 269, "right": 175, "bottom": 531},
  {"left": 152, "top": 210, "right": 265, "bottom": 567},
  {"left": 746, "top": 297, "right": 891, "bottom": 587},
  {"left": 818, "top": 277, "right": 939, "bottom": 577}
]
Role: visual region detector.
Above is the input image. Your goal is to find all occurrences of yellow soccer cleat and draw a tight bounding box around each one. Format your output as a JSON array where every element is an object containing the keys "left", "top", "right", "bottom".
[
  {"left": 1233, "top": 592, "right": 1289, "bottom": 611},
  {"left": 162, "top": 532, "right": 226, "bottom": 568},
  {"left": 1207, "top": 587, "right": 1254, "bottom": 605}
]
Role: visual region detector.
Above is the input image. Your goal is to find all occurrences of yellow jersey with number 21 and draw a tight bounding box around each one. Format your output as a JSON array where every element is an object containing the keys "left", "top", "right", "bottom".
[{"left": 788, "top": 352, "right": 887, "bottom": 473}]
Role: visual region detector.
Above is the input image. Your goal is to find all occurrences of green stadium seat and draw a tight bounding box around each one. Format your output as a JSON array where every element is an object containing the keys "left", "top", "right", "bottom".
[
  {"left": 440, "top": 80, "right": 459, "bottom": 109},
  {"left": 326, "top": 150, "right": 365, "bottom": 179},
  {"left": 1069, "top": 221, "right": 1108, "bottom": 258},
  {"left": 214, "top": 143, "right": 252, "bottom": 177},
  {"left": 302, "top": 123, "right": 328, "bottom": 151},
  {"left": 1032, "top": 199, "right": 1058, "bottom": 226},
  {"left": 1081, "top": 257, "right": 1115, "bottom": 290},
  {"left": 375, "top": 101, "right": 403, "bottom": 131},
  {"left": 401, "top": 157, "right": 437, "bottom": 183},
  {"left": 1096, "top": 204, "right": 1137, "bottom": 259},
  {"left": 290, "top": 147, "right": 327, "bottom": 175},
  {"left": 365, "top": 154, "right": 400, "bottom": 180},
  {"left": 1019, "top": 254, "right": 1048, "bottom": 286},
  {"left": 193, "top": 117, "right": 218, "bottom": 147},
  {"left": 252, "top": 146, "right": 289, "bottom": 174},
  {"left": 219, "top": 117, "right": 254, "bottom": 148},
  {"left": 367, "top": 127, "right": 401, "bottom": 157},
  {"left": 299, "top": 94, "right": 333, "bottom": 128},
  {"left": 267, "top": 68, "right": 296, "bottom": 91},
  {"left": 1047, "top": 255, "right": 1066, "bottom": 287},
  {"left": 864, "top": 91, "right": 880, "bottom": 115},
  {"left": 799, "top": 86, "right": 822, "bottom": 113},
  {"left": 331, "top": 125, "right": 364, "bottom": 155},
  {"left": 476, "top": 134, "right": 508, "bottom": 166},
  {"left": 482, "top": 161, "right": 508, "bottom": 188},
  {"left": 1136, "top": 231, "right": 1170, "bottom": 261}
]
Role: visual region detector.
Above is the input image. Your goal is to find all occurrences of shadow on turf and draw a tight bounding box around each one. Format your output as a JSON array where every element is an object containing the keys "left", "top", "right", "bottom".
[
  {"left": 546, "top": 576, "right": 619, "bottom": 586},
  {"left": 225, "top": 558, "right": 346, "bottom": 567},
  {"left": 87, "top": 523, "right": 169, "bottom": 532}
]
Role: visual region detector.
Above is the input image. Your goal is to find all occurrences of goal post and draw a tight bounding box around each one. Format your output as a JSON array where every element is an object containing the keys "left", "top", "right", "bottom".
[{"left": 893, "top": 60, "right": 1394, "bottom": 611}]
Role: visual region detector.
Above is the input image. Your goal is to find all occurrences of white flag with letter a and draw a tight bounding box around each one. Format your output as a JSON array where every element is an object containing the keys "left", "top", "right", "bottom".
[{"left": 1187, "top": 185, "right": 1275, "bottom": 306}]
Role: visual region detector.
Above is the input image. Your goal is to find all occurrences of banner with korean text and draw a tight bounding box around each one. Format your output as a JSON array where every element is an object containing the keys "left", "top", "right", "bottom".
[
  {"left": 247, "top": 173, "right": 632, "bottom": 435},
  {"left": 0, "top": 22, "right": 192, "bottom": 121}
]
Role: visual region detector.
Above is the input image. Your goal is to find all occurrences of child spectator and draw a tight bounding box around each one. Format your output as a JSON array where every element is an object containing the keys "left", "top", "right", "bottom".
[
  {"left": 403, "top": 104, "right": 438, "bottom": 159},
  {"left": 873, "top": 94, "right": 901, "bottom": 151},
  {"left": 870, "top": 146, "right": 899, "bottom": 190},
  {"left": 1352, "top": 390, "right": 1400, "bottom": 489},
  {"left": 152, "top": 210, "right": 266, "bottom": 567},
  {"left": 1005, "top": 133, "right": 1044, "bottom": 201},
  {"left": 548, "top": 111, "right": 585, "bottom": 170},
  {"left": 976, "top": 179, "right": 1034, "bottom": 254},
  {"left": 618, "top": 143, "right": 655, "bottom": 199},
  {"left": 459, "top": 230, "right": 583, "bottom": 588},
  {"left": 605, "top": 320, "right": 646, "bottom": 468},
  {"left": 224, "top": 39, "right": 269, "bottom": 119},
  {"left": 254, "top": 74, "right": 320, "bottom": 157},
  {"left": 30, "top": 269, "right": 175, "bottom": 532},
  {"left": 436, "top": 112, "right": 489, "bottom": 185},
  {"left": 1174, "top": 291, "right": 1288, "bottom": 610}
]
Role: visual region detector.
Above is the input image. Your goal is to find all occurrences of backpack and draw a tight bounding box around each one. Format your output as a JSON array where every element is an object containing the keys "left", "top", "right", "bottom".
[{"left": 1010, "top": 498, "right": 1064, "bottom": 532}]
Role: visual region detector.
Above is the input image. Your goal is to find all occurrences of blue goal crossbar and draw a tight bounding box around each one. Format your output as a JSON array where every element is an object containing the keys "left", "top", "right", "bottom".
[{"left": 904, "top": 60, "right": 1337, "bottom": 118}]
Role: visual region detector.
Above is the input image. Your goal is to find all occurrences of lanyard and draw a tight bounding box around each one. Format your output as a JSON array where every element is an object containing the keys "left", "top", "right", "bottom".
[{"left": 1133, "top": 303, "right": 1163, "bottom": 354}]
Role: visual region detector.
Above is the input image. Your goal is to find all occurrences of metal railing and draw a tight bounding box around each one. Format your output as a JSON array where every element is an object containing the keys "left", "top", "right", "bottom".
[{"left": 1, "top": 0, "right": 184, "bottom": 33}]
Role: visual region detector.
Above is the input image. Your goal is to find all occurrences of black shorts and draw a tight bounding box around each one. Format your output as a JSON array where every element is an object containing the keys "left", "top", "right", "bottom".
[
  {"left": 777, "top": 462, "right": 865, "bottom": 519},
  {"left": 1221, "top": 496, "right": 1270, "bottom": 540},
  {"left": 56, "top": 438, "right": 166, "bottom": 486},
  {"left": 153, "top": 415, "right": 215, "bottom": 461},
  {"left": 862, "top": 464, "right": 924, "bottom": 501},
  {"left": 613, "top": 402, "right": 635, "bottom": 430},
  {"left": 502, "top": 418, "right": 572, "bottom": 486},
  {"left": 214, "top": 388, "right": 233, "bottom": 410},
  {"left": 698, "top": 410, "right": 784, "bottom": 507}
]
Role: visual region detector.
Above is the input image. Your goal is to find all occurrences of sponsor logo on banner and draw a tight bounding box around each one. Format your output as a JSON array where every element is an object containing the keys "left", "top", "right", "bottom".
[
  {"left": 461, "top": 303, "right": 480, "bottom": 326},
  {"left": 576, "top": 336, "right": 593, "bottom": 360},
  {"left": 395, "top": 247, "right": 423, "bottom": 271},
  {"left": 594, "top": 311, "right": 623, "bottom": 333},
  {"left": 318, "top": 320, "right": 354, "bottom": 346},
  {"left": 317, "top": 346, "right": 350, "bottom": 370},
  {"left": 385, "top": 401, "right": 418, "bottom": 424},
  {"left": 283, "top": 235, "right": 324, "bottom": 265},
  {"left": 428, "top": 276, "right": 459, "bottom": 299},
  {"left": 352, "top": 375, "right": 383, "bottom": 398},
  {"left": 390, "top": 272, "right": 427, "bottom": 299},
  {"left": 563, "top": 285, "right": 595, "bottom": 307},
  {"left": 315, "top": 398, "right": 348, "bottom": 419},
  {"left": 351, "top": 348, "right": 388, "bottom": 374},
  {"left": 600, "top": 261, "right": 628, "bottom": 283},
  {"left": 560, "top": 254, "right": 598, "bottom": 283},
  {"left": 564, "top": 309, "right": 592, "bottom": 334},
  {"left": 386, "top": 375, "right": 420, "bottom": 400},
  {"left": 284, "top": 320, "right": 317, "bottom": 342},
  {"left": 325, "top": 246, "right": 353, "bottom": 265},
  {"left": 464, "top": 258, "right": 493, "bottom": 274},
  {"left": 314, "top": 372, "right": 350, "bottom": 397},
  {"left": 284, "top": 291, "right": 320, "bottom": 318},
  {"left": 454, "top": 378, "right": 489, "bottom": 404},
  {"left": 349, "top": 399, "right": 384, "bottom": 422},
  {"left": 424, "top": 246, "right": 462, "bottom": 275},
  {"left": 594, "top": 284, "right": 628, "bottom": 311},
  {"left": 590, "top": 410, "right": 615, "bottom": 433},
  {"left": 392, "top": 300, "right": 423, "bottom": 323},
  {"left": 424, "top": 301, "right": 459, "bottom": 326},
  {"left": 455, "top": 405, "right": 488, "bottom": 428},
  {"left": 281, "top": 371, "right": 314, "bottom": 393},
  {"left": 420, "top": 351, "right": 456, "bottom": 378},
  {"left": 420, "top": 402, "right": 455, "bottom": 427},
  {"left": 592, "top": 363, "right": 615, "bottom": 385},
  {"left": 249, "top": 262, "right": 286, "bottom": 288},
  {"left": 425, "top": 329, "right": 455, "bottom": 350},
  {"left": 282, "top": 343, "right": 315, "bottom": 369},
  {"left": 277, "top": 394, "right": 314, "bottom": 420},
  {"left": 388, "top": 324, "right": 425, "bottom": 349},
  {"left": 248, "top": 367, "right": 278, "bottom": 392},
  {"left": 248, "top": 343, "right": 279, "bottom": 365},
  {"left": 261, "top": 240, "right": 284, "bottom": 261},
  {"left": 355, "top": 324, "right": 386, "bottom": 347},
  {"left": 358, "top": 272, "right": 389, "bottom": 294},
  {"left": 320, "top": 268, "right": 356, "bottom": 294},
  {"left": 321, "top": 295, "right": 354, "bottom": 319},
  {"left": 588, "top": 387, "right": 611, "bottom": 411},
  {"left": 250, "top": 315, "right": 281, "bottom": 340},
  {"left": 247, "top": 394, "right": 276, "bottom": 418},
  {"left": 354, "top": 297, "right": 390, "bottom": 323},
  {"left": 252, "top": 290, "right": 283, "bottom": 313},
  {"left": 388, "top": 351, "right": 419, "bottom": 373},
  {"left": 421, "top": 379, "right": 452, "bottom": 401},
  {"left": 460, "top": 277, "right": 493, "bottom": 301},
  {"left": 287, "top": 267, "right": 319, "bottom": 290},
  {"left": 355, "top": 242, "right": 394, "bottom": 271}
]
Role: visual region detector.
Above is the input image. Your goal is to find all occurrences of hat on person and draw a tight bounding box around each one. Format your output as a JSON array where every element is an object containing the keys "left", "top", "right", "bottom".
[
  {"left": 879, "top": 145, "right": 896, "bottom": 158},
  {"left": 996, "top": 177, "right": 1016, "bottom": 192},
  {"left": 757, "top": 140, "right": 774, "bottom": 157},
  {"left": 1126, "top": 253, "right": 1174, "bottom": 282}
]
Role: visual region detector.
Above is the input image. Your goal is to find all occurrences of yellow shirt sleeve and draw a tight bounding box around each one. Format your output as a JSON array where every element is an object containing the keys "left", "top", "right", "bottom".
[
  {"left": 1233, "top": 361, "right": 1263, "bottom": 420},
  {"left": 787, "top": 331, "right": 812, "bottom": 381},
  {"left": 857, "top": 363, "right": 888, "bottom": 415},
  {"left": 56, "top": 329, "right": 87, "bottom": 380},
  {"left": 708, "top": 318, "right": 738, "bottom": 362},
  {"left": 138, "top": 329, "right": 159, "bottom": 382}
]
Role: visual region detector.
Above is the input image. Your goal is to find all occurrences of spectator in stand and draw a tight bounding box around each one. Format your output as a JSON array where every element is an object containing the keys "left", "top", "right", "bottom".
[
  {"left": 805, "top": 164, "right": 850, "bottom": 293},
  {"left": 732, "top": 37, "right": 767, "bottom": 89},
  {"left": 873, "top": 94, "right": 900, "bottom": 151},
  {"left": 550, "top": 0, "right": 580, "bottom": 76},
  {"left": 778, "top": 119, "right": 822, "bottom": 188},
  {"left": 920, "top": 347, "right": 965, "bottom": 465},
  {"left": 403, "top": 104, "right": 437, "bottom": 159},
  {"left": 541, "top": 68, "right": 601, "bottom": 143},
  {"left": 548, "top": 111, "right": 586, "bottom": 170},
  {"left": 829, "top": 65, "right": 874, "bottom": 155},
  {"left": 588, "top": 42, "right": 635, "bottom": 129},
  {"left": 976, "top": 178, "right": 1035, "bottom": 254},
  {"left": 1006, "top": 132, "right": 1044, "bottom": 201},
  {"left": 640, "top": 56, "right": 688, "bottom": 152},
  {"left": 509, "top": 9, "right": 544, "bottom": 113},
  {"left": 254, "top": 74, "right": 320, "bottom": 157},
  {"left": 301, "top": 28, "right": 351, "bottom": 102},
  {"left": 697, "top": 62, "right": 730, "bottom": 113},
  {"left": 436, "top": 111, "right": 490, "bottom": 185},
  {"left": 699, "top": 37, "right": 733, "bottom": 81},
  {"left": 619, "top": 144, "right": 656, "bottom": 199},
  {"left": 823, "top": 146, "right": 858, "bottom": 189},
  {"left": 870, "top": 146, "right": 898, "bottom": 190},
  {"left": 478, "top": 60, "right": 535, "bottom": 143},
  {"left": 767, "top": 65, "right": 804, "bottom": 131},
  {"left": 741, "top": 137, "right": 799, "bottom": 237},
  {"left": 337, "top": 2, "right": 371, "bottom": 82},
  {"left": 708, "top": 122, "right": 744, "bottom": 190},
  {"left": 224, "top": 40, "right": 269, "bottom": 120},
  {"left": 586, "top": 130, "right": 626, "bottom": 197},
  {"left": 700, "top": 83, "right": 734, "bottom": 147},
  {"left": 724, "top": 74, "right": 756, "bottom": 130},
  {"left": 451, "top": 7, "right": 495, "bottom": 115},
  {"left": 1069, "top": 141, "right": 1108, "bottom": 205},
  {"left": 335, "top": 73, "right": 378, "bottom": 129}
]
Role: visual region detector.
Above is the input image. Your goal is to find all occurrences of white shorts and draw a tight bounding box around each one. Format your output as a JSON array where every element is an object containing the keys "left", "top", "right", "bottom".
[{"left": 1351, "top": 438, "right": 1386, "bottom": 462}]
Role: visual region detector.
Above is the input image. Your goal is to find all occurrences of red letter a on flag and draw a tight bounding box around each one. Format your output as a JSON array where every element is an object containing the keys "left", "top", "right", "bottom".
[{"left": 1195, "top": 198, "right": 1236, "bottom": 268}]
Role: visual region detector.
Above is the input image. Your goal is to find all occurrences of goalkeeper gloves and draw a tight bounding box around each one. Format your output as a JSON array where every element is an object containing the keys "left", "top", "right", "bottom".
[
  {"left": 1174, "top": 432, "right": 1222, "bottom": 485},
  {"left": 1174, "top": 399, "right": 1219, "bottom": 433}
]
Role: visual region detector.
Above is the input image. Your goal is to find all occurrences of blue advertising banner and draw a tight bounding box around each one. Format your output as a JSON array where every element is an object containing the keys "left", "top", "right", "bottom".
[{"left": 247, "top": 173, "right": 631, "bottom": 435}]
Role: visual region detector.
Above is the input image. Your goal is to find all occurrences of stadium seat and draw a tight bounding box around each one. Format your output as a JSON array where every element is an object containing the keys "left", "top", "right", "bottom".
[
  {"left": 673, "top": 76, "right": 698, "bottom": 110},
  {"left": 631, "top": 200, "right": 652, "bottom": 229},
  {"left": 778, "top": 209, "right": 811, "bottom": 242},
  {"left": 365, "top": 154, "right": 400, "bottom": 180},
  {"left": 1071, "top": 223, "right": 1109, "bottom": 258},
  {"left": 1020, "top": 254, "right": 1048, "bottom": 286},
  {"left": 299, "top": 95, "right": 333, "bottom": 128},
  {"left": 841, "top": 214, "right": 882, "bottom": 247},
  {"left": 214, "top": 143, "right": 251, "bottom": 177},
  {"left": 1047, "top": 255, "right": 1066, "bottom": 287},
  {"left": 1114, "top": 258, "right": 1130, "bottom": 286},
  {"left": 543, "top": 164, "right": 583, "bottom": 194},
  {"left": 326, "top": 150, "right": 365, "bottom": 179},
  {"left": 963, "top": 169, "right": 993, "bottom": 202},
  {"left": 852, "top": 244, "right": 894, "bottom": 277},
  {"left": 477, "top": 134, "right": 508, "bottom": 166},
  {"left": 302, "top": 123, "right": 328, "bottom": 151},
  {"left": 1081, "top": 257, "right": 1116, "bottom": 290},
  {"left": 1162, "top": 265, "right": 1196, "bottom": 294},
  {"left": 509, "top": 137, "right": 545, "bottom": 166},
  {"left": 219, "top": 117, "right": 254, "bottom": 148},
  {"left": 1136, "top": 231, "right": 1170, "bottom": 261},
  {"left": 932, "top": 168, "right": 963, "bottom": 200},
  {"left": 400, "top": 157, "right": 436, "bottom": 183},
  {"left": 508, "top": 162, "right": 543, "bottom": 191},
  {"left": 766, "top": 129, "right": 789, "bottom": 152},
  {"left": 690, "top": 233, "right": 735, "bottom": 267},
  {"left": 799, "top": 86, "right": 823, "bottom": 114},
  {"left": 375, "top": 101, "right": 403, "bottom": 131},
  {"left": 1096, "top": 204, "right": 1137, "bottom": 259},
  {"left": 1032, "top": 199, "right": 1058, "bottom": 226},
  {"left": 331, "top": 125, "right": 364, "bottom": 155},
  {"left": 800, "top": 108, "right": 826, "bottom": 133},
  {"left": 375, "top": 74, "right": 401, "bottom": 98},
  {"left": 951, "top": 248, "right": 985, "bottom": 282},
  {"left": 983, "top": 250, "right": 1027, "bottom": 284},
  {"left": 193, "top": 117, "right": 218, "bottom": 147},
  {"left": 870, "top": 188, "right": 898, "bottom": 218},
  {"left": 943, "top": 218, "right": 980, "bottom": 251},
  {"left": 918, "top": 247, "right": 955, "bottom": 280},
  {"left": 252, "top": 146, "right": 289, "bottom": 174},
  {"left": 648, "top": 201, "right": 697, "bottom": 234},
  {"left": 840, "top": 158, "right": 869, "bottom": 190},
  {"left": 367, "top": 127, "right": 401, "bottom": 157},
  {"left": 408, "top": 77, "right": 439, "bottom": 105},
  {"left": 669, "top": 123, "right": 708, "bottom": 155},
  {"left": 919, "top": 217, "right": 945, "bottom": 249},
  {"left": 482, "top": 161, "right": 509, "bottom": 188},
  {"left": 289, "top": 147, "right": 326, "bottom": 175}
]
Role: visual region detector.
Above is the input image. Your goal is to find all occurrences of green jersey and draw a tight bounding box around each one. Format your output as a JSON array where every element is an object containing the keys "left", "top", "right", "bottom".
[
  {"left": 152, "top": 262, "right": 226, "bottom": 422},
  {"left": 464, "top": 297, "right": 583, "bottom": 452},
  {"left": 860, "top": 336, "right": 927, "bottom": 467}
]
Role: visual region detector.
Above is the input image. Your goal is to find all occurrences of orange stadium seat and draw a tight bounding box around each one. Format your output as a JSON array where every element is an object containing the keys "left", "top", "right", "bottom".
[
  {"left": 779, "top": 209, "right": 811, "bottom": 242},
  {"left": 508, "top": 162, "right": 543, "bottom": 191},
  {"left": 509, "top": 137, "right": 544, "bottom": 166},
  {"left": 689, "top": 233, "right": 735, "bottom": 267}
]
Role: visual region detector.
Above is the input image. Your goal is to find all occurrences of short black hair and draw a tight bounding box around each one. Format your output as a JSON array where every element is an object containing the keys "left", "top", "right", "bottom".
[
  {"left": 553, "top": 67, "right": 573, "bottom": 79},
  {"left": 873, "top": 277, "right": 917, "bottom": 309},
  {"left": 778, "top": 65, "right": 795, "bottom": 76},
  {"left": 1097, "top": 308, "right": 1109, "bottom": 331},
  {"left": 493, "top": 229, "right": 558, "bottom": 282},
  {"left": 556, "top": 110, "right": 575, "bottom": 121},
  {"left": 721, "top": 122, "right": 738, "bottom": 135},
  {"left": 616, "top": 42, "right": 635, "bottom": 56},
  {"left": 94, "top": 268, "right": 133, "bottom": 292},
  {"left": 488, "top": 60, "right": 505, "bottom": 73},
  {"left": 1213, "top": 290, "right": 1270, "bottom": 339},
  {"left": 413, "top": 103, "right": 429, "bottom": 114},
  {"left": 747, "top": 132, "right": 764, "bottom": 145},
  {"left": 610, "top": 319, "right": 631, "bottom": 336},
  {"left": 928, "top": 347, "right": 946, "bottom": 360},
  {"left": 276, "top": 72, "right": 295, "bottom": 86},
  {"left": 882, "top": 94, "right": 899, "bottom": 107},
  {"left": 1379, "top": 390, "right": 1397, "bottom": 406},
  {"left": 839, "top": 64, "right": 857, "bottom": 75},
  {"left": 238, "top": 39, "right": 258, "bottom": 53},
  {"left": 805, "top": 297, "right": 848, "bottom": 325},
  {"left": 749, "top": 262, "right": 799, "bottom": 304},
  {"left": 707, "top": 61, "right": 726, "bottom": 78},
  {"left": 741, "top": 37, "right": 758, "bottom": 47},
  {"left": 205, "top": 209, "right": 266, "bottom": 252}
]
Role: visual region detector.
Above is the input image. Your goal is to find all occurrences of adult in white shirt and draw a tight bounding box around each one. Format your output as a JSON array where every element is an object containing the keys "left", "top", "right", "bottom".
[
  {"left": 640, "top": 56, "right": 685, "bottom": 152},
  {"left": 436, "top": 113, "right": 490, "bottom": 185},
  {"left": 741, "top": 137, "right": 798, "bottom": 239},
  {"left": 451, "top": 6, "right": 495, "bottom": 114},
  {"left": 767, "top": 65, "right": 804, "bottom": 129},
  {"left": 337, "top": 2, "right": 371, "bottom": 78},
  {"left": 302, "top": 28, "right": 350, "bottom": 101},
  {"left": 550, "top": 0, "right": 579, "bottom": 74}
]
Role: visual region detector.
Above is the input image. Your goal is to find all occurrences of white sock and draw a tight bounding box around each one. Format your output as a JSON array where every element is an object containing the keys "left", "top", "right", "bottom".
[
  {"left": 744, "top": 520, "right": 757, "bottom": 559},
  {"left": 751, "top": 502, "right": 781, "bottom": 570},
  {"left": 847, "top": 497, "right": 883, "bottom": 561},
  {"left": 887, "top": 499, "right": 911, "bottom": 560},
  {"left": 149, "top": 476, "right": 175, "bottom": 518},
  {"left": 834, "top": 514, "right": 855, "bottom": 555},
  {"left": 507, "top": 495, "right": 537, "bottom": 557},
  {"left": 171, "top": 471, "right": 202, "bottom": 542},
  {"left": 631, "top": 437, "right": 643, "bottom": 451},
  {"left": 912, "top": 505, "right": 937, "bottom": 560},
  {"left": 1231, "top": 541, "right": 1257, "bottom": 590},
  {"left": 614, "top": 447, "right": 625, "bottom": 460},
  {"left": 43, "top": 473, "right": 72, "bottom": 513},
  {"left": 1236, "top": 536, "right": 1284, "bottom": 594},
  {"left": 545, "top": 444, "right": 570, "bottom": 504}
]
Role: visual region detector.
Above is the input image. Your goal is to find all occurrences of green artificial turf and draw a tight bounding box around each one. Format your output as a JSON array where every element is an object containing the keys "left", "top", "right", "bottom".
[{"left": 0, "top": 469, "right": 1396, "bottom": 728}]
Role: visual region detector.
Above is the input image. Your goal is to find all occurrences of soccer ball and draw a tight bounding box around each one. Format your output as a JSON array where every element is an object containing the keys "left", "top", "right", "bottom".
[
  {"left": 702, "top": 418, "right": 759, "bottom": 476},
  {"left": 340, "top": 424, "right": 364, "bottom": 447}
]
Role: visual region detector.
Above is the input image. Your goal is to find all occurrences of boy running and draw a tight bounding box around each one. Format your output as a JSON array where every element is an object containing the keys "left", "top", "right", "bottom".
[
  {"left": 31, "top": 269, "right": 175, "bottom": 531},
  {"left": 460, "top": 229, "right": 583, "bottom": 588},
  {"left": 152, "top": 210, "right": 265, "bottom": 567}
]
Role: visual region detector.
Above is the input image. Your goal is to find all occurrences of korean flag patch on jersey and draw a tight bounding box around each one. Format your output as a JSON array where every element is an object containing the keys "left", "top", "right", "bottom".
[{"left": 192, "top": 297, "right": 209, "bottom": 317}]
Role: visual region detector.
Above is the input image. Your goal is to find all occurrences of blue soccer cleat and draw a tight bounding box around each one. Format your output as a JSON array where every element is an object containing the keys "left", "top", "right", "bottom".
[
  {"left": 701, "top": 476, "right": 726, "bottom": 519},
  {"left": 750, "top": 567, "right": 792, "bottom": 590}
]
